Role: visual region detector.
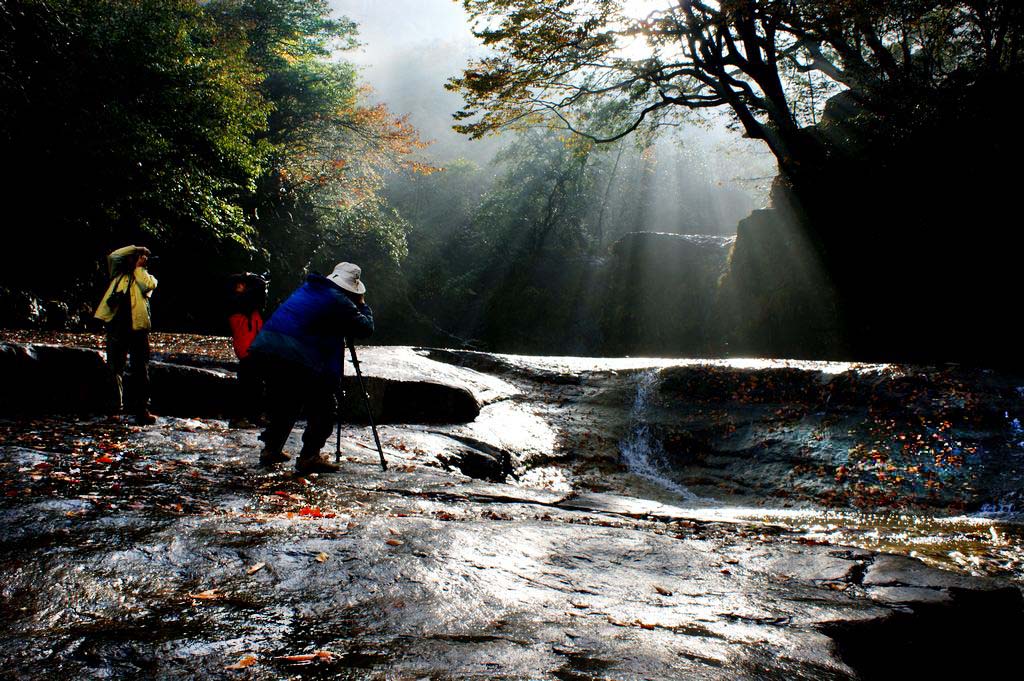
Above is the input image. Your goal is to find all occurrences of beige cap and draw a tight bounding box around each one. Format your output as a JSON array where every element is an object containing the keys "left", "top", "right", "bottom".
[{"left": 327, "top": 262, "right": 366, "bottom": 294}]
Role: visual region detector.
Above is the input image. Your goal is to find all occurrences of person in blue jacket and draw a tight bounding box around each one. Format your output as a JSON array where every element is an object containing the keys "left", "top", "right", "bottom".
[{"left": 249, "top": 262, "right": 373, "bottom": 473}]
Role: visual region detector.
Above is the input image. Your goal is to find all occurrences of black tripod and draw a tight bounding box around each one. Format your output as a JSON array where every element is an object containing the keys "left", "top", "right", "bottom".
[{"left": 336, "top": 339, "right": 387, "bottom": 471}]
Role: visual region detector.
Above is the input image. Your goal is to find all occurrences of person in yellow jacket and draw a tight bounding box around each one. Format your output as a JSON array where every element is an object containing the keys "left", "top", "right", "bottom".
[{"left": 94, "top": 245, "right": 159, "bottom": 424}]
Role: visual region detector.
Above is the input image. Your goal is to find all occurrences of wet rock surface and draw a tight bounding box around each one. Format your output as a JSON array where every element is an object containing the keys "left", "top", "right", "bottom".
[
  {"left": 3, "top": 416, "right": 1021, "bottom": 680},
  {"left": 613, "top": 361, "right": 1024, "bottom": 513},
  {"left": 2, "top": 333, "right": 1024, "bottom": 679}
]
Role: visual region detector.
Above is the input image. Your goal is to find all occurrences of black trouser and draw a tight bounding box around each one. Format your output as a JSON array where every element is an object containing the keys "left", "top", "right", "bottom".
[
  {"left": 105, "top": 325, "right": 150, "bottom": 414},
  {"left": 258, "top": 357, "right": 336, "bottom": 460},
  {"left": 235, "top": 356, "right": 264, "bottom": 421}
]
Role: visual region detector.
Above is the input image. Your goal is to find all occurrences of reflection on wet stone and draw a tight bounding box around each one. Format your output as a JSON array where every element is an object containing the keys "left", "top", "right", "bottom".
[{"left": 1, "top": 338, "right": 1024, "bottom": 678}]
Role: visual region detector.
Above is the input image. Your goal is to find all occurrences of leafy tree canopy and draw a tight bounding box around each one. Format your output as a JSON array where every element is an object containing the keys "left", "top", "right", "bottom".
[
  {"left": 0, "top": 0, "right": 430, "bottom": 328},
  {"left": 1, "top": 0, "right": 270, "bottom": 251},
  {"left": 449, "top": 1, "right": 1023, "bottom": 177}
]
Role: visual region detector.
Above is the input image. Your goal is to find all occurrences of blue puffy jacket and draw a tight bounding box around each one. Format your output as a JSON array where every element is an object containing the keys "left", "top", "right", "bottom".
[{"left": 249, "top": 274, "right": 374, "bottom": 380}]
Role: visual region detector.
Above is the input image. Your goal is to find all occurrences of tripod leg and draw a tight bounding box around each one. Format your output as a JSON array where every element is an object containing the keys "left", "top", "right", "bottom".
[
  {"left": 346, "top": 339, "right": 387, "bottom": 472},
  {"left": 335, "top": 387, "right": 342, "bottom": 463}
]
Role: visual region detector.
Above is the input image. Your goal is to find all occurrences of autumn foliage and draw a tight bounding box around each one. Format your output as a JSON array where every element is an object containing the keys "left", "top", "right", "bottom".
[{"left": 0, "top": 0, "right": 432, "bottom": 325}]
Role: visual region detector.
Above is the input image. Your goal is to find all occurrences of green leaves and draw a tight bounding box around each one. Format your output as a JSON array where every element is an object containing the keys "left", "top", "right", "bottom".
[
  {"left": 1, "top": 0, "right": 427, "bottom": 317},
  {"left": 0, "top": 0, "right": 270, "bottom": 291}
]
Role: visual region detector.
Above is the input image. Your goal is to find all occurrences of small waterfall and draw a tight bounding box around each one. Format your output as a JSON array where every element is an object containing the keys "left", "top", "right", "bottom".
[{"left": 619, "top": 370, "right": 698, "bottom": 500}]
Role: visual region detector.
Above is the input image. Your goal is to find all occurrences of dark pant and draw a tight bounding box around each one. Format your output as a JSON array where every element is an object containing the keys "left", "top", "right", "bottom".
[
  {"left": 259, "top": 358, "right": 336, "bottom": 460},
  {"left": 105, "top": 326, "right": 150, "bottom": 414},
  {"left": 235, "top": 356, "right": 264, "bottom": 421}
]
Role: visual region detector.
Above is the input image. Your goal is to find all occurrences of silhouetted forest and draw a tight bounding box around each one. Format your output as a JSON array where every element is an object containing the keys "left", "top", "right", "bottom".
[{"left": 2, "top": 0, "right": 1021, "bottom": 364}]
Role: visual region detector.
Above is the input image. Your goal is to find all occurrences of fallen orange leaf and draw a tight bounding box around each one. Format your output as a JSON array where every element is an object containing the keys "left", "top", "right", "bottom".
[
  {"left": 224, "top": 655, "right": 257, "bottom": 669},
  {"left": 188, "top": 589, "right": 224, "bottom": 600},
  {"left": 315, "top": 552, "right": 329, "bottom": 563},
  {"left": 246, "top": 562, "right": 266, "bottom": 575}
]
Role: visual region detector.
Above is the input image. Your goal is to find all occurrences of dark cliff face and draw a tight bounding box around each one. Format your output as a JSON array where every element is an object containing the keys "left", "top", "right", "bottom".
[
  {"left": 466, "top": 232, "right": 734, "bottom": 357},
  {"left": 475, "top": 77, "right": 1023, "bottom": 364},
  {"left": 465, "top": 226, "right": 838, "bottom": 359},
  {"left": 599, "top": 232, "right": 735, "bottom": 356},
  {"left": 715, "top": 209, "right": 846, "bottom": 360},
  {"left": 725, "top": 83, "right": 1024, "bottom": 366}
]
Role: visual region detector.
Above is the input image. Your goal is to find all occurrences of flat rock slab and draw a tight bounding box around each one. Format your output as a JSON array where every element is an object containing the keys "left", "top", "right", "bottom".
[
  {"left": 861, "top": 554, "right": 1005, "bottom": 590},
  {"left": 336, "top": 347, "right": 519, "bottom": 426},
  {"left": 422, "top": 348, "right": 877, "bottom": 378},
  {"left": 352, "top": 346, "right": 517, "bottom": 406},
  {"left": 2, "top": 417, "right": 1022, "bottom": 680}
]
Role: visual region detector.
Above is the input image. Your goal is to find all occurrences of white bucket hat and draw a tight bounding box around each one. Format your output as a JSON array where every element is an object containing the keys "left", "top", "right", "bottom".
[{"left": 327, "top": 262, "right": 366, "bottom": 294}]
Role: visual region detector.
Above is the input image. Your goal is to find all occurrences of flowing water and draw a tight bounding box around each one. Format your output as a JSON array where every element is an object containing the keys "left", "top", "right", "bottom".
[
  {"left": 618, "top": 370, "right": 702, "bottom": 501},
  {"left": 616, "top": 367, "right": 1024, "bottom": 583}
]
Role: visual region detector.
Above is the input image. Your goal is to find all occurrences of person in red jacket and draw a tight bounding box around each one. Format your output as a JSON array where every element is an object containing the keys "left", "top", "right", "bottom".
[{"left": 227, "top": 274, "right": 266, "bottom": 428}]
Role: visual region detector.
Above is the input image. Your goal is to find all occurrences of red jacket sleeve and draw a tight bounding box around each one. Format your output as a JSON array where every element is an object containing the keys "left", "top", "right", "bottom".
[{"left": 229, "top": 311, "right": 263, "bottom": 359}]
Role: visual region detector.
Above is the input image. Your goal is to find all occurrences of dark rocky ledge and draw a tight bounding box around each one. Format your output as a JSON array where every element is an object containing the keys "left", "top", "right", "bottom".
[{"left": 1, "top": 341, "right": 514, "bottom": 425}]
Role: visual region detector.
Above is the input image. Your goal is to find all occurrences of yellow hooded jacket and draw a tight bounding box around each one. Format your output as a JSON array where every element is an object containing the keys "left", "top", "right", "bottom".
[{"left": 94, "top": 246, "right": 158, "bottom": 331}]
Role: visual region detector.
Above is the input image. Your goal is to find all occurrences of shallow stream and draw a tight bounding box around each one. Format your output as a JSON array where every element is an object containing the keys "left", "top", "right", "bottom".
[{"left": 612, "top": 365, "right": 1024, "bottom": 584}]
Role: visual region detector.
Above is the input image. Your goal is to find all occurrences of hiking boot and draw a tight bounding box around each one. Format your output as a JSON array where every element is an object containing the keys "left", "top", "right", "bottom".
[
  {"left": 134, "top": 411, "right": 157, "bottom": 425},
  {"left": 296, "top": 454, "right": 341, "bottom": 474},
  {"left": 259, "top": 448, "right": 291, "bottom": 466}
]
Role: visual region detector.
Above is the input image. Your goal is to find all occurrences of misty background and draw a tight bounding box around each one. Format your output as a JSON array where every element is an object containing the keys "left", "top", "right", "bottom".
[{"left": 331, "top": 0, "right": 775, "bottom": 234}]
